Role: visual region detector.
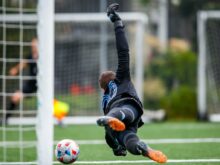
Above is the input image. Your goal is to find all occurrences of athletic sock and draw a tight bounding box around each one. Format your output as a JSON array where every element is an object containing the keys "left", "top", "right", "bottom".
[{"left": 123, "top": 132, "right": 141, "bottom": 155}]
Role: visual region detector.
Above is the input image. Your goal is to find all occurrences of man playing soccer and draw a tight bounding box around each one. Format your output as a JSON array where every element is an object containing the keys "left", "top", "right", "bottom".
[
  {"left": 2, "top": 38, "right": 38, "bottom": 125},
  {"left": 97, "top": 3, "right": 167, "bottom": 163}
]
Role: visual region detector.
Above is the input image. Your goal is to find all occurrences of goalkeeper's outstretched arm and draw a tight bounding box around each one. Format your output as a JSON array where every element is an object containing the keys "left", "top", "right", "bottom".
[{"left": 107, "top": 3, "right": 131, "bottom": 81}]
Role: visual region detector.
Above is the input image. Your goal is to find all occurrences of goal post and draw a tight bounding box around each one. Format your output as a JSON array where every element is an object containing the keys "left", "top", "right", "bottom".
[
  {"left": 197, "top": 11, "right": 220, "bottom": 122},
  {"left": 37, "top": 0, "right": 54, "bottom": 165}
]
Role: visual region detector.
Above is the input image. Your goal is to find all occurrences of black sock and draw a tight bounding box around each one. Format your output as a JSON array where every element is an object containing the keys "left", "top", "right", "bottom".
[
  {"left": 123, "top": 131, "right": 141, "bottom": 155},
  {"left": 107, "top": 104, "right": 139, "bottom": 125}
]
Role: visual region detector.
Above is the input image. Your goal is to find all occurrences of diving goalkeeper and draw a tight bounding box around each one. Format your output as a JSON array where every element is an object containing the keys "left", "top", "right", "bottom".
[{"left": 97, "top": 3, "right": 167, "bottom": 163}]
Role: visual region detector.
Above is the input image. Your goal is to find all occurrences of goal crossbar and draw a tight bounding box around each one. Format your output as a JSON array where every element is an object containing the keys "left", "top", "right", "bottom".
[
  {"left": 0, "top": 12, "right": 148, "bottom": 23},
  {"left": 198, "top": 11, "right": 220, "bottom": 20}
]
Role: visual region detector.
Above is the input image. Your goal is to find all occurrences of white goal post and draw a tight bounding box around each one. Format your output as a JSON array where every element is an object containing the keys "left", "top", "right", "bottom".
[
  {"left": 197, "top": 11, "right": 220, "bottom": 122},
  {"left": 37, "top": 0, "right": 54, "bottom": 165}
]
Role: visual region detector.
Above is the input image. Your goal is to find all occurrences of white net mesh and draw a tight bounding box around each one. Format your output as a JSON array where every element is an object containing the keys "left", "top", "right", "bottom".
[
  {"left": 54, "top": 17, "right": 146, "bottom": 117},
  {"left": 205, "top": 18, "right": 220, "bottom": 115},
  {"left": 0, "top": 0, "right": 147, "bottom": 162},
  {"left": 0, "top": 0, "right": 38, "bottom": 162}
]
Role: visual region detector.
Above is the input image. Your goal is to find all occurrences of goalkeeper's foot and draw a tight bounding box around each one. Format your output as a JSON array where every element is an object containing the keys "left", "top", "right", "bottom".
[
  {"left": 97, "top": 116, "right": 125, "bottom": 131},
  {"left": 137, "top": 141, "right": 167, "bottom": 163}
]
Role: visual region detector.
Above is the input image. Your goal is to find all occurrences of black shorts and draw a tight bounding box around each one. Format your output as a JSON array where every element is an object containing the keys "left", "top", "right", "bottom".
[{"left": 22, "top": 80, "right": 37, "bottom": 94}]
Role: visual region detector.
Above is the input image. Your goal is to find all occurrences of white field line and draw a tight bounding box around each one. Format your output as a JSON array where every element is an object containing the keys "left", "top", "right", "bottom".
[
  {"left": 6, "top": 116, "right": 220, "bottom": 126},
  {"left": 71, "top": 159, "right": 220, "bottom": 164},
  {"left": 1, "top": 138, "right": 220, "bottom": 148},
  {"left": 76, "top": 138, "right": 220, "bottom": 145},
  {"left": 1, "top": 159, "right": 220, "bottom": 164}
]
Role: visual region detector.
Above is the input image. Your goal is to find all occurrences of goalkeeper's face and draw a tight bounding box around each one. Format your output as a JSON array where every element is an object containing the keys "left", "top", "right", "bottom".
[{"left": 99, "top": 71, "right": 116, "bottom": 90}]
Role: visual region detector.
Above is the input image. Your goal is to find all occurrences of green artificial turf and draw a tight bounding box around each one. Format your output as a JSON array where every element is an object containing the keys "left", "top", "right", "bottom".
[{"left": 0, "top": 122, "right": 220, "bottom": 165}]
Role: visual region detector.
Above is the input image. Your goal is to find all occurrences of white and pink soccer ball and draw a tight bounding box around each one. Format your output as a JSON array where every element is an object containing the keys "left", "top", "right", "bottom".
[{"left": 55, "top": 139, "right": 80, "bottom": 164}]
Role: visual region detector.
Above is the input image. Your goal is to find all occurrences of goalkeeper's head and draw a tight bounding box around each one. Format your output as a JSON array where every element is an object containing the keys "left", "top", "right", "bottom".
[{"left": 99, "top": 71, "right": 116, "bottom": 90}]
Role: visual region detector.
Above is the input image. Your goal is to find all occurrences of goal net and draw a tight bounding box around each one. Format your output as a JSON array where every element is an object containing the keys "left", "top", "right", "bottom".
[
  {"left": 0, "top": 0, "right": 38, "bottom": 163},
  {"left": 0, "top": 0, "right": 54, "bottom": 164},
  {"left": 198, "top": 11, "right": 220, "bottom": 121},
  {"left": 54, "top": 13, "right": 147, "bottom": 119},
  {"left": 0, "top": 1, "right": 147, "bottom": 163}
]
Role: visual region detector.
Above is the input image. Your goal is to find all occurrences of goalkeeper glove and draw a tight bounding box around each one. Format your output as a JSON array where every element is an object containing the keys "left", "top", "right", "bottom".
[
  {"left": 113, "top": 145, "right": 127, "bottom": 156},
  {"left": 107, "top": 3, "right": 121, "bottom": 23}
]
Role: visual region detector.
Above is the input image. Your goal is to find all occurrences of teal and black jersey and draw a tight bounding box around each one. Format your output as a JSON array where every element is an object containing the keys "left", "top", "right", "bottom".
[
  {"left": 102, "top": 81, "right": 117, "bottom": 111},
  {"left": 102, "top": 25, "right": 143, "bottom": 116}
]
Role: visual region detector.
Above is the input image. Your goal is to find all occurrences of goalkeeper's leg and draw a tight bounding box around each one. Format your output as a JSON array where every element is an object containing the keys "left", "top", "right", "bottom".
[
  {"left": 120, "top": 129, "right": 167, "bottom": 163},
  {"left": 105, "top": 127, "right": 127, "bottom": 156}
]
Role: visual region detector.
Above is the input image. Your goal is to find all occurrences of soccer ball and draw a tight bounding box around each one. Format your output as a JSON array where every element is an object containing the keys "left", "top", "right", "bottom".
[{"left": 55, "top": 139, "right": 80, "bottom": 164}]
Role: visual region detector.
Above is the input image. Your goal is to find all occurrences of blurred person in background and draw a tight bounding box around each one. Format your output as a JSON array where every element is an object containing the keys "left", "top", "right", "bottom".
[
  {"left": 2, "top": 38, "right": 38, "bottom": 125},
  {"left": 97, "top": 3, "right": 167, "bottom": 163},
  {"left": 54, "top": 99, "right": 70, "bottom": 127}
]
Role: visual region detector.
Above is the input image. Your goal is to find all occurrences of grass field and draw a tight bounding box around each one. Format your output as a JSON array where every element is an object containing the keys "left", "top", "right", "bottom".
[{"left": 0, "top": 122, "right": 220, "bottom": 164}]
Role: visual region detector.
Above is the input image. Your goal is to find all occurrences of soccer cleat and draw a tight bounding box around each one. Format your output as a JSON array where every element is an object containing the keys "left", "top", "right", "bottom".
[
  {"left": 97, "top": 116, "right": 125, "bottom": 131},
  {"left": 147, "top": 148, "right": 167, "bottom": 163},
  {"left": 137, "top": 141, "right": 167, "bottom": 163}
]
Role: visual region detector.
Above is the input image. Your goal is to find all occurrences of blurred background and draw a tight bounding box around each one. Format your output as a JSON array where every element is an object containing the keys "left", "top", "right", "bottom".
[
  {"left": 1, "top": 0, "right": 220, "bottom": 123},
  {"left": 1, "top": 0, "right": 220, "bottom": 164}
]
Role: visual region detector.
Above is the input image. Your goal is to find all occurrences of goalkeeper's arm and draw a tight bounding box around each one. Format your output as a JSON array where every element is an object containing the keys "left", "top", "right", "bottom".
[{"left": 107, "top": 3, "right": 130, "bottom": 81}]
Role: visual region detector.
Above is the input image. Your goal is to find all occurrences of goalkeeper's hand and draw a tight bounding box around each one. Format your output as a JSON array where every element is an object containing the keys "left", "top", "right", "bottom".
[
  {"left": 107, "top": 3, "right": 121, "bottom": 22},
  {"left": 113, "top": 145, "right": 127, "bottom": 156}
]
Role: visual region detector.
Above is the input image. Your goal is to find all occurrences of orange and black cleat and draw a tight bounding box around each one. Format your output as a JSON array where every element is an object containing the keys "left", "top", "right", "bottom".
[
  {"left": 97, "top": 116, "right": 125, "bottom": 131},
  {"left": 147, "top": 148, "right": 167, "bottom": 163},
  {"left": 137, "top": 141, "right": 167, "bottom": 163}
]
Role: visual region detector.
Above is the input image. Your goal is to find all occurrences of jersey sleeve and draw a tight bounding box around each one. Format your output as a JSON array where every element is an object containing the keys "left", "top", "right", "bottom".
[{"left": 115, "top": 26, "right": 130, "bottom": 81}]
